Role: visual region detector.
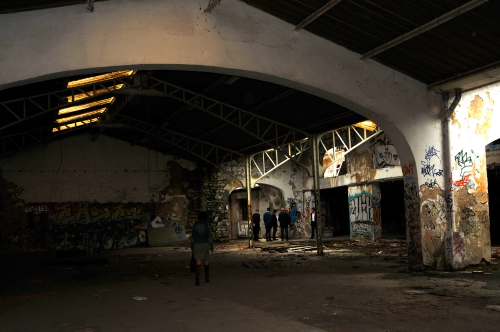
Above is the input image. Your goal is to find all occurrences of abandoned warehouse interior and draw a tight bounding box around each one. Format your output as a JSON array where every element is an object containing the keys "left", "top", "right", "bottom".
[{"left": 1, "top": 0, "right": 500, "bottom": 274}]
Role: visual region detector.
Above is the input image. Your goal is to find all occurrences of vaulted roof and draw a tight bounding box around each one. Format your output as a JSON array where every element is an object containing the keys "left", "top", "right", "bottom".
[{"left": 0, "top": 0, "right": 497, "bottom": 165}]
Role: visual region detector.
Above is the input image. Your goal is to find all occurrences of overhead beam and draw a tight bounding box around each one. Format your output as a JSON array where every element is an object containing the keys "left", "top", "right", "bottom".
[
  {"left": 92, "top": 71, "right": 153, "bottom": 141},
  {"left": 428, "top": 60, "right": 500, "bottom": 93},
  {"left": 137, "top": 75, "right": 234, "bottom": 144},
  {"left": 361, "top": 0, "right": 489, "bottom": 60},
  {"left": 145, "top": 76, "right": 310, "bottom": 167},
  {"left": 115, "top": 114, "right": 243, "bottom": 168},
  {"left": 204, "top": 0, "right": 221, "bottom": 13},
  {"left": 295, "top": 0, "right": 343, "bottom": 31}
]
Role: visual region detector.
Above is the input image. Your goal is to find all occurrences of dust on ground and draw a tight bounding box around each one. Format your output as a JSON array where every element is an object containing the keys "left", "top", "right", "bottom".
[{"left": 1, "top": 238, "right": 500, "bottom": 331}]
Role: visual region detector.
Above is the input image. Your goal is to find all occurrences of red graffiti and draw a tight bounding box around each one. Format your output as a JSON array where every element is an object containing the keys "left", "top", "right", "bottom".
[
  {"left": 402, "top": 162, "right": 415, "bottom": 177},
  {"left": 454, "top": 174, "right": 471, "bottom": 187}
]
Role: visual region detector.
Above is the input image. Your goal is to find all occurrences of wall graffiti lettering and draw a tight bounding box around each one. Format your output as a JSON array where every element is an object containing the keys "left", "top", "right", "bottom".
[
  {"left": 422, "top": 234, "right": 443, "bottom": 267},
  {"left": 421, "top": 146, "right": 443, "bottom": 177},
  {"left": 19, "top": 202, "right": 153, "bottom": 251},
  {"left": 25, "top": 205, "right": 49, "bottom": 214},
  {"left": 371, "top": 134, "right": 399, "bottom": 168},
  {"left": 459, "top": 206, "right": 479, "bottom": 236},
  {"left": 402, "top": 162, "right": 415, "bottom": 177},
  {"left": 454, "top": 149, "right": 478, "bottom": 177},
  {"left": 404, "top": 181, "right": 418, "bottom": 203},
  {"left": 453, "top": 233, "right": 465, "bottom": 262},
  {"left": 424, "top": 179, "right": 438, "bottom": 189},
  {"left": 348, "top": 191, "right": 375, "bottom": 238}
]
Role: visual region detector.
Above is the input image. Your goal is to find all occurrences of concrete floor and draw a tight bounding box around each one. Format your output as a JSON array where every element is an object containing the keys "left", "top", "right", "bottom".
[{"left": 1, "top": 238, "right": 500, "bottom": 332}]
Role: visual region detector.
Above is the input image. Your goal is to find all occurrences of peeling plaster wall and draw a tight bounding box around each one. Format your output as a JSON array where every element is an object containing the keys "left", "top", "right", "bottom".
[
  {"left": 0, "top": 134, "right": 204, "bottom": 251},
  {"left": 447, "top": 83, "right": 500, "bottom": 265}
]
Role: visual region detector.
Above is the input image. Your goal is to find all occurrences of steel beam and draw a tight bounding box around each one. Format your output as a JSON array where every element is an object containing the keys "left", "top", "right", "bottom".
[
  {"left": 319, "top": 124, "right": 383, "bottom": 177},
  {"left": 115, "top": 114, "right": 243, "bottom": 171},
  {"left": 145, "top": 76, "right": 310, "bottom": 169},
  {"left": 311, "top": 134, "right": 323, "bottom": 255},
  {"left": 361, "top": 0, "right": 489, "bottom": 60},
  {"left": 245, "top": 154, "right": 254, "bottom": 248},
  {"left": 295, "top": 0, "right": 343, "bottom": 31}
]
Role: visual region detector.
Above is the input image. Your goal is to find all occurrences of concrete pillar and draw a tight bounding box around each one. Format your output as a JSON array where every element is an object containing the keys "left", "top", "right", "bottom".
[{"left": 348, "top": 183, "right": 381, "bottom": 241}]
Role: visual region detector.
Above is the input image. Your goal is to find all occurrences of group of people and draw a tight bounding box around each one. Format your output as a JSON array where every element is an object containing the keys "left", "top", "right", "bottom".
[
  {"left": 190, "top": 206, "right": 318, "bottom": 286},
  {"left": 251, "top": 206, "right": 317, "bottom": 242}
]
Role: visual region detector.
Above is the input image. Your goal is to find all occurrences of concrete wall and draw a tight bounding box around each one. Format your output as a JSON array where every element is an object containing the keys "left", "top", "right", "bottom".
[
  {"left": 447, "top": 83, "right": 500, "bottom": 266},
  {"left": 0, "top": 134, "right": 203, "bottom": 251}
]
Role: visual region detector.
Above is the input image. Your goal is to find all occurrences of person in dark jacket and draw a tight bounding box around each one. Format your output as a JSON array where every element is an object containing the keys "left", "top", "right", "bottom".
[
  {"left": 191, "top": 211, "right": 214, "bottom": 286},
  {"left": 271, "top": 209, "right": 278, "bottom": 241},
  {"left": 252, "top": 209, "right": 261, "bottom": 242},
  {"left": 263, "top": 207, "right": 272, "bottom": 241},
  {"left": 310, "top": 207, "right": 318, "bottom": 239},
  {"left": 278, "top": 208, "right": 291, "bottom": 241}
]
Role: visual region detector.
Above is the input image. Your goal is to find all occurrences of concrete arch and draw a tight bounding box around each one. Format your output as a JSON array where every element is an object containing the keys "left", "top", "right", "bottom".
[
  {"left": 0, "top": 0, "right": 440, "bottom": 170},
  {"left": 0, "top": 0, "right": 446, "bottom": 267}
]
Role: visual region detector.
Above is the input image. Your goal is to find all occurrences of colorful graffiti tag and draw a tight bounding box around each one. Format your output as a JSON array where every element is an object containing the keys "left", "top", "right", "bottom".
[{"left": 348, "top": 189, "right": 375, "bottom": 238}]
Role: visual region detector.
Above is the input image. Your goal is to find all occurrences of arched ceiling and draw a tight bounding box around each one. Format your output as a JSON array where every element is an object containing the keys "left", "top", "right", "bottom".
[{"left": 0, "top": 0, "right": 497, "bottom": 165}]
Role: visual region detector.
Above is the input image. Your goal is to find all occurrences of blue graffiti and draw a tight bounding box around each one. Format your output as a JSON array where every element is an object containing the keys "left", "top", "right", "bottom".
[{"left": 421, "top": 146, "right": 443, "bottom": 177}]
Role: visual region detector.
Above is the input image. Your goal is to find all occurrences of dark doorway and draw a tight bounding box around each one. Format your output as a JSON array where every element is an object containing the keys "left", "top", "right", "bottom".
[
  {"left": 321, "top": 186, "right": 349, "bottom": 236},
  {"left": 380, "top": 180, "right": 406, "bottom": 239},
  {"left": 488, "top": 167, "right": 500, "bottom": 245}
]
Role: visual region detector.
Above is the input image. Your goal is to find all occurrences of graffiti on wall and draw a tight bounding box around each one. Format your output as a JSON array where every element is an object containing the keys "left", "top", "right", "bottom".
[
  {"left": 371, "top": 134, "right": 399, "bottom": 168},
  {"left": 6, "top": 202, "right": 168, "bottom": 252},
  {"left": 421, "top": 146, "right": 443, "bottom": 177},
  {"left": 402, "top": 162, "right": 415, "bottom": 177},
  {"left": 445, "top": 232, "right": 465, "bottom": 268},
  {"left": 348, "top": 189, "right": 375, "bottom": 238},
  {"left": 403, "top": 164, "right": 423, "bottom": 267},
  {"left": 453, "top": 149, "right": 480, "bottom": 189}
]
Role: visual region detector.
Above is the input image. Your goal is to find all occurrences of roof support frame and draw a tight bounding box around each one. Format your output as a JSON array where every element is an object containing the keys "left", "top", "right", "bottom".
[
  {"left": 361, "top": 0, "right": 489, "bottom": 60},
  {"left": 145, "top": 76, "right": 311, "bottom": 169},
  {"left": 115, "top": 114, "right": 243, "bottom": 167}
]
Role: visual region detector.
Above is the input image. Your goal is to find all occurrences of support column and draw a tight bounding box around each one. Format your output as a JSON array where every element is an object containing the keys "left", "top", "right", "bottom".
[
  {"left": 443, "top": 90, "right": 466, "bottom": 270},
  {"left": 311, "top": 134, "right": 323, "bottom": 255},
  {"left": 245, "top": 155, "right": 254, "bottom": 248}
]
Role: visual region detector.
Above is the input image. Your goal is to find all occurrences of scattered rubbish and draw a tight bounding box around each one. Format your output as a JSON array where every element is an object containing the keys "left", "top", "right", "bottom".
[
  {"left": 403, "top": 290, "right": 426, "bottom": 295},
  {"left": 486, "top": 305, "right": 500, "bottom": 312},
  {"left": 133, "top": 296, "right": 147, "bottom": 301}
]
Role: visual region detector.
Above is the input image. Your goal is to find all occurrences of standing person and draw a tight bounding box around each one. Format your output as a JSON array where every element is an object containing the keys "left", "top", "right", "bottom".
[
  {"left": 252, "top": 209, "right": 261, "bottom": 242},
  {"left": 310, "top": 207, "right": 318, "bottom": 239},
  {"left": 191, "top": 211, "right": 214, "bottom": 286},
  {"left": 279, "top": 208, "right": 290, "bottom": 241},
  {"left": 263, "top": 207, "right": 272, "bottom": 241},
  {"left": 271, "top": 209, "right": 278, "bottom": 241}
]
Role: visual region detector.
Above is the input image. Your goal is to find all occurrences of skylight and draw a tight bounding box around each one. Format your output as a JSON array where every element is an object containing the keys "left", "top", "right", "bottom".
[
  {"left": 54, "top": 70, "right": 135, "bottom": 132},
  {"left": 66, "top": 70, "right": 134, "bottom": 88}
]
